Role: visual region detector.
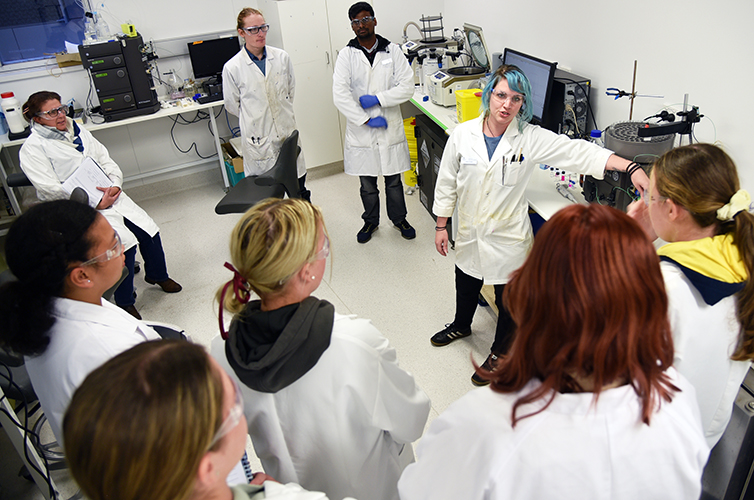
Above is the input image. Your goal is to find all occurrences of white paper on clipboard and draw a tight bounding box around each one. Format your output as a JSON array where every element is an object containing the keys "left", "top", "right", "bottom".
[{"left": 62, "top": 157, "right": 113, "bottom": 208}]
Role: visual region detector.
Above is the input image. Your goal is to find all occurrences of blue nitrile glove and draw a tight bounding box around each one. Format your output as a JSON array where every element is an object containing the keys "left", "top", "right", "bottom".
[
  {"left": 367, "top": 116, "right": 388, "bottom": 128},
  {"left": 359, "top": 95, "right": 380, "bottom": 109}
]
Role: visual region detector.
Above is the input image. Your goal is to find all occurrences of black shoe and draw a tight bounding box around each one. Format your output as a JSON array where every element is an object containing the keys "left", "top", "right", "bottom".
[
  {"left": 471, "top": 353, "right": 500, "bottom": 386},
  {"left": 357, "top": 222, "right": 379, "bottom": 243},
  {"left": 430, "top": 323, "right": 471, "bottom": 347},
  {"left": 393, "top": 219, "right": 416, "bottom": 239},
  {"left": 119, "top": 304, "right": 142, "bottom": 320},
  {"left": 145, "top": 277, "right": 183, "bottom": 293}
]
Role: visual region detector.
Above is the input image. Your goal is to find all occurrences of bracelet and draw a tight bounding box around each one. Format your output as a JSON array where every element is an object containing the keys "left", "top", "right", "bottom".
[
  {"left": 626, "top": 162, "right": 643, "bottom": 177},
  {"left": 435, "top": 226, "right": 447, "bottom": 231}
]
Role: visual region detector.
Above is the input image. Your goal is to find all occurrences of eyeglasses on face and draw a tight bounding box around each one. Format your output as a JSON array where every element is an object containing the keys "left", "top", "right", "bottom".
[
  {"left": 80, "top": 232, "right": 124, "bottom": 267},
  {"left": 351, "top": 16, "right": 374, "bottom": 27},
  {"left": 209, "top": 377, "right": 244, "bottom": 449},
  {"left": 37, "top": 105, "right": 67, "bottom": 119},
  {"left": 490, "top": 91, "right": 524, "bottom": 105},
  {"left": 643, "top": 185, "right": 668, "bottom": 207},
  {"left": 242, "top": 24, "right": 269, "bottom": 35},
  {"left": 312, "top": 233, "right": 330, "bottom": 262}
]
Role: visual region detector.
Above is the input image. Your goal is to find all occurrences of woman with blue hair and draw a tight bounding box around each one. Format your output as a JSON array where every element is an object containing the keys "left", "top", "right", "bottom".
[{"left": 430, "top": 64, "right": 649, "bottom": 385}]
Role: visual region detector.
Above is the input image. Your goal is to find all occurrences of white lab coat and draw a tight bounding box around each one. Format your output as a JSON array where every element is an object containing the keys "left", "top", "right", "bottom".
[
  {"left": 433, "top": 116, "right": 612, "bottom": 283},
  {"left": 19, "top": 121, "right": 160, "bottom": 251},
  {"left": 24, "top": 297, "right": 160, "bottom": 445},
  {"left": 232, "top": 481, "right": 350, "bottom": 500},
  {"left": 398, "top": 368, "right": 709, "bottom": 500},
  {"left": 223, "top": 45, "right": 305, "bottom": 177},
  {"left": 662, "top": 261, "right": 751, "bottom": 448},
  {"left": 332, "top": 39, "right": 414, "bottom": 176},
  {"left": 212, "top": 312, "right": 430, "bottom": 500}
]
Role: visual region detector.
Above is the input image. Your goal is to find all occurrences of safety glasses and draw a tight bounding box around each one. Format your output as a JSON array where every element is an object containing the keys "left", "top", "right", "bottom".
[
  {"left": 80, "top": 232, "right": 124, "bottom": 267},
  {"left": 37, "top": 105, "right": 67, "bottom": 119},
  {"left": 241, "top": 24, "right": 269, "bottom": 35}
]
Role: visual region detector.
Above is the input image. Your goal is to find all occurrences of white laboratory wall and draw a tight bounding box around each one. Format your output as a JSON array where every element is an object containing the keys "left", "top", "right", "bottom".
[
  {"left": 6, "top": 0, "right": 750, "bottom": 191},
  {"left": 441, "top": 0, "right": 754, "bottom": 192}
]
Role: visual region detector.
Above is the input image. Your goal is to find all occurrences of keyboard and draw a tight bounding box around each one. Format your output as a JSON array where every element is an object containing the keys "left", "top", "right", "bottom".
[{"left": 196, "top": 93, "right": 223, "bottom": 104}]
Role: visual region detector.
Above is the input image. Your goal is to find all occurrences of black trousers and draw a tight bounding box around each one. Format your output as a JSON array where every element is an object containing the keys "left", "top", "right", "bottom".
[
  {"left": 453, "top": 266, "right": 516, "bottom": 355},
  {"left": 359, "top": 174, "right": 407, "bottom": 225}
]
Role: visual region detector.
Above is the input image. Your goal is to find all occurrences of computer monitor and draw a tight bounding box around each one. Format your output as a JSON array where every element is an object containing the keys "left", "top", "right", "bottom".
[
  {"left": 187, "top": 36, "right": 241, "bottom": 82},
  {"left": 502, "top": 48, "right": 557, "bottom": 125}
]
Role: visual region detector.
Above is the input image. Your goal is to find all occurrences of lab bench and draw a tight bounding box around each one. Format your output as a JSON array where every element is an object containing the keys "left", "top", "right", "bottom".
[{"left": 0, "top": 99, "right": 228, "bottom": 225}]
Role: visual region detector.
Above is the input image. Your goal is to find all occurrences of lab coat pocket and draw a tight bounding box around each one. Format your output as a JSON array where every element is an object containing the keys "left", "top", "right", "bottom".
[
  {"left": 503, "top": 161, "right": 525, "bottom": 187},
  {"left": 245, "top": 135, "right": 274, "bottom": 162}
]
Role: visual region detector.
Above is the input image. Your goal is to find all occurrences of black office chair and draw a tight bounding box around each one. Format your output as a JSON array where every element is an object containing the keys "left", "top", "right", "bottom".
[
  {"left": 8, "top": 171, "right": 91, "bottom": 206},
  {"left": 214, "top": 130, "right": 302, "bottom": 215}
]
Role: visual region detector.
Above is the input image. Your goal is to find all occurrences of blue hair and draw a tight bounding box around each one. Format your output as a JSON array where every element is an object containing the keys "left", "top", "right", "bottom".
[{"left": 481, "top": 65, "right": 533, "bottom": 132}]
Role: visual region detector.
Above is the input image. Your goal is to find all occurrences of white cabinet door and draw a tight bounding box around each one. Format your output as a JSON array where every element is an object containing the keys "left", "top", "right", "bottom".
[
  {"left": 326, "top": 0, "right": 376, "bottom": 152},
  {"left": 262, "top": 0, "right": 344, "bottom": 168}
]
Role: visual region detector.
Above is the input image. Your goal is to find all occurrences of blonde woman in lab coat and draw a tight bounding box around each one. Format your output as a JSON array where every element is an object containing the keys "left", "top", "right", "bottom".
[
  {"left": 429, "top": 65, "right": 650, "bottom": 385},
  {"left": 400, "top": 204, "right": 709, "bottom": 500},
  {"left": 212, "top": 198, "right": 430, "bottom": 500},
  {"left": 222, "top": 7, "right": 310, "bottom": 200}
]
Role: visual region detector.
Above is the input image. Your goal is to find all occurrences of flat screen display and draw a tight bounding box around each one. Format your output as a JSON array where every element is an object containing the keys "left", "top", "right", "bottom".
[
  {"left": 502, "top": 48, "right": 557, "bottom": 124},
  {"left": 188, "top": 36, "right": 241, "bottom": 80}
]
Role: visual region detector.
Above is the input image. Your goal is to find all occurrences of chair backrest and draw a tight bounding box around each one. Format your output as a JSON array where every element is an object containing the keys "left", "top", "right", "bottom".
[{"left": 255, "top": 130, "right": 301, "bottom": 198}]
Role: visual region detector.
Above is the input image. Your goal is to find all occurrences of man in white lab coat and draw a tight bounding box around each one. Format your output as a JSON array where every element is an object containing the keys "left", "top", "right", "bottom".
[
  {"left": 223, "top": 7, "right": 310, "bottom": 200},
  {"left": 332, "top": 2, "right": 416, "bottom": 243}
]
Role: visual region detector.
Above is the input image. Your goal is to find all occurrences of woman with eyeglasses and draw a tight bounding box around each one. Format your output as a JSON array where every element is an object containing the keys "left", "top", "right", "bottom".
[
  {"left": 19, "top": 90, "right": 182, "bottom": 320},
  {"left": 64, "top": 339, "right": 335, "bottom": 500},
  {"left": 430, "top": 64, "right": 650, "bottom": 386},
  {"left": 222, "top": 8, "right": 310, "bottom": 200},
  {"left": 400, "top": 204, "right": 709, "bottom": 500},
  {"left": 0, "top": 200, "right": 161, "bottom": 446},
  {"left": 213, "top": 198, "right": 430, "bottom": 500},
  {"left": 628, "top": 144, "right": 754, "bottom": 447}
]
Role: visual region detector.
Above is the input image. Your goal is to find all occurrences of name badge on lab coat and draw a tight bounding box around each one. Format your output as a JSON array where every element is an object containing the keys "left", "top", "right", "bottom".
[
  {"left": 382, "top": 59, "right": 393, "bottom": 66},
  {"left": 460, "top": 156, "right": 477, "bottom": 165}
]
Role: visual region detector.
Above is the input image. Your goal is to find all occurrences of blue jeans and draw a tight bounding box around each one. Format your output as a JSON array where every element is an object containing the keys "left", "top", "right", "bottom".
[
  {"left": 359, "top": 174, "right": 407, "bottom": 226},
  {"left": 113, "top": 218, "right": 169, "bottom": 307}
]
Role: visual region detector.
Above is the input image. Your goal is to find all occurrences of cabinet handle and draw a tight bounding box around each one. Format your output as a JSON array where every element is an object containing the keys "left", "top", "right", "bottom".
[{"left": 326, "top": 51, "right": 330, "bottom": 65}]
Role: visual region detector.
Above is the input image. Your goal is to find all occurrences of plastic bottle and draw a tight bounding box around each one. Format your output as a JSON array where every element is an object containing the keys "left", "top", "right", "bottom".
[
  {"left": 84, "top": 15, "right": 98, "bottom": 45},
  {"left": 590, "top": 129, "right": 604, "bottom": 148},
  {"left": 423, "top": 57, "right": 439, "bottom": 100},
  {"left": 1, "top": 92, "right": 28, "bottom": 134},
  {"left": 183, "top": 79, "right": 197, "bottom": 99},
  {"left": 94, "top": 12, "right": 111, "bottom": 41}
]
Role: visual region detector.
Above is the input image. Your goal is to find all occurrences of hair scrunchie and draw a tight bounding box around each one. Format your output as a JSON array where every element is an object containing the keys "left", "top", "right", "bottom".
[
  {"left": 717, "top": 189, "right": 752, "bottom": 222},
  {"left": 218, "top": 262, "right": 251, "bottom": 340}
]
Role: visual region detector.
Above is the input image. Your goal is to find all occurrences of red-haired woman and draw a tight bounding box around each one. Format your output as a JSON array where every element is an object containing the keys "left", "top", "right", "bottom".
[{"left": 399, "top": 204, "right": 709, "bottom": 500}]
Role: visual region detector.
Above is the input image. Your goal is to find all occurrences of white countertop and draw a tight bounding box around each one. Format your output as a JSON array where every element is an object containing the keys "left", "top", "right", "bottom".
[{"left": 1, "top": 99, "right": 223, "bottom": 148}]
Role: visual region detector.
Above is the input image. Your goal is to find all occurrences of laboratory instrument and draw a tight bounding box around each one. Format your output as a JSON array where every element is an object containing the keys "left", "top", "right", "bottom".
[
  {"left": 582, "top": 120, "right": 674, "bottom": 211},
  {"left": 428, "top": 23, "right": 490, "bottom": 107},
  {"left": 401, "top": 15, "right": 461, "bottom": 87},
  {"left": 78, "top": 34, "right": 160, "bottom": 121}
]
